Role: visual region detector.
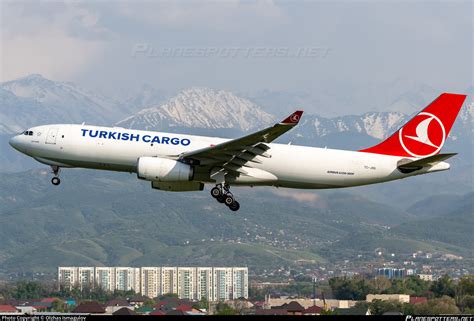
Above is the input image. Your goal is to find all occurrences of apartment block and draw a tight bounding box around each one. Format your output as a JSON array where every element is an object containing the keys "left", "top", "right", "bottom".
[
  {"left": 161, "top": 267, "right": 178, "bottom": 295},
  {"left": 95, "top": 267, "right": 115, "bottom": 292},
  {"left": 233, "top": 267, "right": 249, "bottom": 299},
  {"left": 141, "top": 267, "right": 161, "bottom": 298},
  {"left": 58, "top": 266, "right": 248, "bottom": 301},
  {"left": 213, "top": 267, "right": 233, "bottom": 301},
  {"left": 77, "top": 267, "right": 95, "bottom": 290},
  {"left": 115, "top": 267, "right": 140, "bottom": 292},
  {"left": 58, "top": 267, "right": 78, "bottom": 290},
  {"left": 177, "top": 267, "right": 197, "bottom": 300},
  {"left": 196, "top": 267, "right": 213, "bottom": 301}
]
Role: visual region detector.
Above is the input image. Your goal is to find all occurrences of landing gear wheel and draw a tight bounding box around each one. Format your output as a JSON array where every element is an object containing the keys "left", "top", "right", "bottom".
[
  {"left": 51, "top": 177, "right": 61, "bottom": 186},
  {"left": 211, "top": 186, "right": 222, "bottom": 198},
  {"left": 224, "top": 194, "right": 234, "bottom": 206},
  {"left": 216, "top": 195, "right": 226, "bottom": 203},
  {"left": 229, "top": 201, "right": 240, "bottom": 212}
]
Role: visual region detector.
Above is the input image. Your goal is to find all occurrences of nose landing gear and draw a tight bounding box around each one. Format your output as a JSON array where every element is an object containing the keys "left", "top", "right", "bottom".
[
  {"left": 51, "top": 166, "right": 61, "bottom": 186},
  {"left": 210, "top": 184, "right": 240, "bottom": 211}
]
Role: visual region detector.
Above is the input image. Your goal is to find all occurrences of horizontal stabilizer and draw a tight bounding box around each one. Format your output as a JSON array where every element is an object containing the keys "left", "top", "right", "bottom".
[{"left": 397, "top": 153, "right": 457, "bottom": 173}]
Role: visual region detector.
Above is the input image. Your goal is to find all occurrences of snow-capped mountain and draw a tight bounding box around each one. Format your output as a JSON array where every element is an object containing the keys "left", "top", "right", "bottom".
[
  {"left": 301, "top": 112, "right": 407, "bottom": 140},
  {"left": 0, "top": 74, "right": 129, "bottom": 134},
  {"left": 1, "top": 75, "right": 471, "bottom": 172},
  {"left": 117, "top": 87, "right": 276, "bottom": 132}
]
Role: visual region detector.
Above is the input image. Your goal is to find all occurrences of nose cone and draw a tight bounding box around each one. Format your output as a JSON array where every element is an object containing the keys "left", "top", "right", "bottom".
[
  {"left": 9, "top": 135, "right": 23, "bottom": 152},
  {"left": 9, "top": 135, "right": 18, "bottom": 148}
]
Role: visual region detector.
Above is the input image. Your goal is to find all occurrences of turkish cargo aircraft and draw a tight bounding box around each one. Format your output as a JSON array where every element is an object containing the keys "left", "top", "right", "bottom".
[{"left": 9, "top": 93, "right": 467, "bottom": 211}]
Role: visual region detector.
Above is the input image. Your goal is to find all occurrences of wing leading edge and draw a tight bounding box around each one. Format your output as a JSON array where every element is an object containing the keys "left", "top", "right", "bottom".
[{"left": 177, "top": 110, "right": 303, "bottom": 177}]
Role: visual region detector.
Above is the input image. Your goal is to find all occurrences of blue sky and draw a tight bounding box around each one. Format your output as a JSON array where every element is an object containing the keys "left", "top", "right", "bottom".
[{"left": 1, "top": 0, "right": 472, "bottom": 109}]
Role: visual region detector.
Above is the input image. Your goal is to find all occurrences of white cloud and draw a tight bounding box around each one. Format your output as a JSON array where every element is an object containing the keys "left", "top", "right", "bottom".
[{"left": 0, "top": 1, "right": 110, "bottom": 82}]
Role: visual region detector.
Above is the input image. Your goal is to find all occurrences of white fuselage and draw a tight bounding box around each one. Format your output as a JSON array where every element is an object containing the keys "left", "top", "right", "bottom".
[{"left": 9, "top": 124, "right": 450, "bottom": 189}]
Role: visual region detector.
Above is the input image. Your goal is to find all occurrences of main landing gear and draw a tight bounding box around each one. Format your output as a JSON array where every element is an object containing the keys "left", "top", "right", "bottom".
[
  {"left": 210, "top": 184, "right": 240, "bottom": 212},
  {"left": 51, "top": 166, "right": 61, "bottom": 186}
]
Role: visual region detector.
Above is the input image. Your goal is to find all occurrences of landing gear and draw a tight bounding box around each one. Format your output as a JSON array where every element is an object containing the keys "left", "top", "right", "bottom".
[
  {"left": 229, "top": 201, "right": 240, "bottom": 212},
  {"left": 210, "top": 184, "right": 240, "bottom": 211},
  {"left": 51, "top": 166, "right": 61, "bottom": 186},
  {"left": 211, "top": 186, "right": 221, "bottom": 198},
  {"left": 216, "top": 195, "right": 226, "bottom": 203}
]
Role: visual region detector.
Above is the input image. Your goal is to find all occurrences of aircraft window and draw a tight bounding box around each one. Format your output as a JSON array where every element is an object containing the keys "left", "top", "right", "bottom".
[
  {"left": 23, "top": 131, "right": 28, "bottom": 135},
  {"left": 28, "top": 131, "right": 33, "bottom": 136}
]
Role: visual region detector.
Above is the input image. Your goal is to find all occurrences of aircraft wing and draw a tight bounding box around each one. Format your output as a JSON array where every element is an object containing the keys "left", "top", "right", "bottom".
[{"left": 177, "top": 110, "right": 303, "bottom": 176}]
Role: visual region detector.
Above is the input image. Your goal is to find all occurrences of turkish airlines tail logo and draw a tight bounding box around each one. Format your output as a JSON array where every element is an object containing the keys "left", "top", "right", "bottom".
[
  {"left": 360, "top": 93, "right": 467, "bottom": 158},
  {"left": 404, "top": 116, "right": 439, "bottom": 148}
]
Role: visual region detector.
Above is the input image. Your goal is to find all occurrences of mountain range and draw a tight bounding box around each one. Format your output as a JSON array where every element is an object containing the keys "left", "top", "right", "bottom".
[
  {"left": 1, "top": 74, "right": 472, "bottom": 169},
  {"left": 0, "top": 74, "right": 472, "bottom": 276}
]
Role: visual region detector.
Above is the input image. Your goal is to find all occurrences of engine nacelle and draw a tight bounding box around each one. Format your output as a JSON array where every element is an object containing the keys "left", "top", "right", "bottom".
[{"left": 137, "top": 157, "right": 193, "bottom": 182}]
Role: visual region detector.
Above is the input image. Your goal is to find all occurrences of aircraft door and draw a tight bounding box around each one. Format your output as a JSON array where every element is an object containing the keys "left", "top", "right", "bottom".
[{"left": 45, "top": 128, "right": 58, "bottom": 144}]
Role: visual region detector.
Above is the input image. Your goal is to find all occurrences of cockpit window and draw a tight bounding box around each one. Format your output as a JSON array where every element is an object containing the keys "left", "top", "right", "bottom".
[
  {"left": 24, "top": 131, "right": 33, "bottom": 136},
  {"left": 29, "top": 131, "right": 33, "bottom": 136}
]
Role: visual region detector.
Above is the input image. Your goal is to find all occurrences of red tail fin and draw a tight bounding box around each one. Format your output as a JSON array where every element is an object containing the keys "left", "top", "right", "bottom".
[{"left": 359, "top": 93, "right": 467, "bottom": 157}]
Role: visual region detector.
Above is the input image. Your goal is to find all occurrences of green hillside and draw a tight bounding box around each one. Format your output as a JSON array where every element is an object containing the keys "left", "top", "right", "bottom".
[
  {"left": 0, "top": 169, "right": 472, "bottom": 274},
  {"left": 392, "top": 193, "right": 474, "bottom": 251}
]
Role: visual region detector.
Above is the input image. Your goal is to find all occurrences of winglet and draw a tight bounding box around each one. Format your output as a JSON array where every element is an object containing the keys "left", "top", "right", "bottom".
[{"left": 281, "top": 110, "right": 304, "bottom": 125}]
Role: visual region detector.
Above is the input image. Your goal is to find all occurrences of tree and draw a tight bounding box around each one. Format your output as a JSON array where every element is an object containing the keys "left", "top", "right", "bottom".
[
  {"left": 368, "top": 299, "right": 414, "bottom": 315},
  {"left": 13, "top": 281, "right": 47, "bottom": 299},
  {"left": 214, "top": 303, "right": 237, "bottom": 315},
  {"left": 413, "top": 296, "right": 460, "bottom": 314},
  {"left": 51, "top": 299, "right": 67, "bottom": 312},
  {"left": 460, "top": 295, "right": 474, "bottom": 312},
  {"left": 329, "top": 276, "right": 373, "bottom": 300},
  {"left": 457, "top": 275, "right": 474, "bottom": 296},
  {"left": 431, "top": 275, "right": 455, "bottom": 298},
  {"left": 456, "top": 275, "right": 474, "bottom": 311},
  {"left": 369, "top": 276, "right": 391, "bottom": 293},
  {"left": 195, "top": 297, "right": 209, "bottom": 311},
  {"left": 143, "top": 299, "right": 155, "bottom": 308}
]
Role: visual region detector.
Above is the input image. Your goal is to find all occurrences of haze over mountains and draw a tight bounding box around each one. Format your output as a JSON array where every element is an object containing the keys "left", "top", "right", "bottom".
[{"left": 0, "top": 74, "right": 472, "bottom": 275}]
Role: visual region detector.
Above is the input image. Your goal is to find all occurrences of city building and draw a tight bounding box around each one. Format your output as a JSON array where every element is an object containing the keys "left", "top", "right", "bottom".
[
  {"left": 58, "top": 266, "right": 248, "bottom": 301},
  {"left": 95, "top": 267, "right": 115, "bottom": 292},
  {"left": 196, "top": 267, "right": 213, "bottom": 301},
  {"left": 213, "top": 268, "right": 233, "bottom": 301},
  {"left": 177, "top": 267, "right": 197, "bottom": 300},
  {"left": 375, "top": 268, "right": 407, "bottom": 279},
  {"left": 366, "top": 294, "right": 410, "bottom": 303},
  {"left": 161, "top": 267, "right": 178, "bottom": 295},
  {"left": 115, "top": 267, "right": 140, "bottom": 292},
  {"left": 417, "top": 274, "right": 433, "bottom": 281},
  {"left": 78, "top": 267, "right": 94, "bottom": 290},
  {"left": 233, "top": 267, "right": 249, "bottom": 299},
  {"left": 141, "top": 267, "right": 161, "bottom": 299},
  {"left": 58, "top": 267, "right": 78, "bottom": 290}
]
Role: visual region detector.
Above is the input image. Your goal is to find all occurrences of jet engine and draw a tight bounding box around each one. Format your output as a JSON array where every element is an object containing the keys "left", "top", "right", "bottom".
[{"left": 137, "top": 157, "right": 193, "bottom": 182}]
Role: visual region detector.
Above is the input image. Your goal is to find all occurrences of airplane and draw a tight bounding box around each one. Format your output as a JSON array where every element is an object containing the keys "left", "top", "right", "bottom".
[{"left": 9, "top": 93, "right": 467, "bottom": 212}]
